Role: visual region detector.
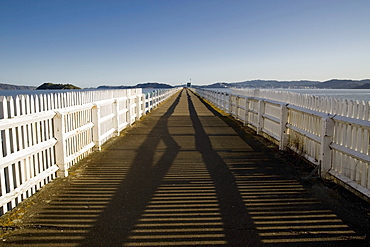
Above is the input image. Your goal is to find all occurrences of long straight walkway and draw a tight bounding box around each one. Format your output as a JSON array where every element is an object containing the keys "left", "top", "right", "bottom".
[{"left": 0, "top": 89, "right": 369, "bottom": 246}]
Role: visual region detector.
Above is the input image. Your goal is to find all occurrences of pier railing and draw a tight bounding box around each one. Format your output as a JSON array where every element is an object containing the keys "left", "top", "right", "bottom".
[
  {"left": 0, "top": 88, "right": 180, "bottom": 214},
  {"left": 193, "top": 88, "right": 370, "bottom": 201}
]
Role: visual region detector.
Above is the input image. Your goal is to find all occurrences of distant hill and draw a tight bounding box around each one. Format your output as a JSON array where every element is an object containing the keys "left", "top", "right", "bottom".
[
  {"left": 0, "top": 83, "right": 36, "bottom": 90},
  {"left": 98, "top": 82, "right": 173, "bottom": 89},
  {"left": 36, "top": 83, "right": 81, "bottom": 90},
  {"left": 201, "top": 82, "right": 230, "bottom": 88},
  {"left": 352, "top": 83, "right": 370, "bottom": 89},
  {"left": 315, "top": 79, "right": 370, "bottom": 89},
  {"left": 201, "top": 80, "right": 320, "bottom": 89},
  {"left": 198, "top": 79, "right": 370, "bottom": 89}
]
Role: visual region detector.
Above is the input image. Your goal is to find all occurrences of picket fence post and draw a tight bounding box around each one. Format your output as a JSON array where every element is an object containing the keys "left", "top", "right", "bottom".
[
  {"left": 53, "top": 111, "right": 68, "bottom": 177},
  {"left": 113, "top": 99, "right": 119, "bottom": 136},
  {"left": 126, "top": 96, "right": 132, "bottom": 126},
  {"left": 320, "top": 114, "right": 335, "bottom": 176},
  {"left": 244, "top": 97, "right": 249, "bottom": 126},
  {"left": 279, "top": 104, "right": 289, "bottom": 150},
  {"left": 142, "top": 94, "right": 147, "bottom": 116},
  {"left": 92, "top": 103, "right": 102, "bottom": 151},
  {"left": 227, "top": 93, "right": 231, "bottom": 113},
  {"left": 257, "top": 100, "right": 265, "bottom": 135},
  {"left": 135, "top": 94, "right": 141, "bottom": 120}
]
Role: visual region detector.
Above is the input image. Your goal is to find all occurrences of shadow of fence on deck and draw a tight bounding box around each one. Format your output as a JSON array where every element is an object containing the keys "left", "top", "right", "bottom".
[{"left": 78, "top": 91, "right": 183, "bottom": 246}]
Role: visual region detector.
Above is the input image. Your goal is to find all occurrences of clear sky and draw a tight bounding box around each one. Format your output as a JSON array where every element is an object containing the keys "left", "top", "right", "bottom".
[{"left": 1, "top": 0, "right": 369, "bottom": 88}]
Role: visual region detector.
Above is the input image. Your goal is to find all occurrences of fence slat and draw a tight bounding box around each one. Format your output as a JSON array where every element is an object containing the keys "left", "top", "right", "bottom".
[
  {"left": 0, "top": 88, "right": 180, "bottom": 214},
  {"left": 194, "top": 88, "right": 370, "bottom": 202}
]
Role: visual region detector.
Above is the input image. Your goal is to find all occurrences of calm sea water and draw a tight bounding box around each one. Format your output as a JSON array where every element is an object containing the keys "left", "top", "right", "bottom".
[
  {"left": 0, "top": 89, "right": 96, "bottom": 98},
  {"left": 0, "top": 88, "right": 157, "bottom": 98},
  {"left": 1, "top": 88, "right": 370, "bottom": 102}
]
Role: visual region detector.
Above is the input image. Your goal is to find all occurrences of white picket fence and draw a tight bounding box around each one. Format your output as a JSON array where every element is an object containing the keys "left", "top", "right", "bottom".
[
  {"left": 193, "top": 88, "right": 370, "bottom": 201},
  {"left": 0, "top": 88, "right": 180, "bottom": 215}
]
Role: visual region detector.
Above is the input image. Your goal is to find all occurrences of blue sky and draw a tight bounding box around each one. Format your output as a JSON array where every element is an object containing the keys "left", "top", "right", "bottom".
[{"left": 1, "top": 0, "right": 369, "bottom": 88}]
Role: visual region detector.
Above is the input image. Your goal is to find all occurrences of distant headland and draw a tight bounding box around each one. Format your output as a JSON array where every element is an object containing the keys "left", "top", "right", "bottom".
[
  {"left": 199, "top": 79, "right": 370, "bottom": 89},
  {"left": 0, "top": 83, "right": 36, "bottom": 90},
  {"left": 97, "top": 82, "right": 173, "bottom": 89}
]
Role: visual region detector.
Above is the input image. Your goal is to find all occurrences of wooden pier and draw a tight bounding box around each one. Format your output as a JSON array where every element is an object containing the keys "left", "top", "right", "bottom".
[{"left": 0, "top": 89, "right": 369, "bottom": 246}]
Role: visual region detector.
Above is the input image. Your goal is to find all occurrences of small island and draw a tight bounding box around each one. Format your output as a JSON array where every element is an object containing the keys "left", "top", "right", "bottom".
[
  {"left": 97, "top": 82, "right": 173, "bottom": 89},
  {"left": 36, "top": 83, "right": 81, "bottom": 90}
]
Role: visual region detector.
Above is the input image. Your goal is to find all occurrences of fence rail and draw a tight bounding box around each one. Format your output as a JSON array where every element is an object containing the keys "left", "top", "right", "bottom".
[
  {"left": 193, "top": 88, "right": 370, "bottom": 202},
  {"left": 0, "top": 88, "right": 180, "bottom": 215}
]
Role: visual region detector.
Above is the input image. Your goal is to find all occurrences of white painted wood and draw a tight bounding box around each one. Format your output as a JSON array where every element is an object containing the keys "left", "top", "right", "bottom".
[
  {"left": 53, "top": 111, "right": 67, "bottom": 177},
  {"left": 1, "top": 139, "right": 57, "bottom": 169},
  {"left": 0, "top": 168, "right": 8, "bottom": 213},
  {"left": 0, "top": 88, "right": 180, "bottom": 214},
  {"left": 0, "top": 111, "right": 56, "bottom": 130},
  {"left": 279, "top": 104, "right": 289, "bottom": 151},
  {"left": 320, "top": 115, "right": 335, "bottom": 175},
  {"left": 92, "top": 104, "right": 102, "bottom": 151},
  {"left": 136, "top": 94, "right": 142, "bottom": 120},
  {"left": 0, "top": 165, "right": 59, "bottom": 209},
  {"left": 286, "top": 123, "right": 321, "bottom": 143},
  {"left": 194, "top": 88, "right": 370, "bottom": 200},
  {"left": 329, "top": 170, "right": 370, "bottom": 200},
  {"left": 64, "top": 142, "right": 95, "bottom": 165},
  {"left": 113, "top": 99, "right": 119, "bottom": 136},
  {"left": 256, "top": 100, "right": 265, "bottom": 135}
]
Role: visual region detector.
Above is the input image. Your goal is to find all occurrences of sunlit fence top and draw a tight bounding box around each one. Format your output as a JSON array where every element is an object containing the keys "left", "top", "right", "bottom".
[{"left": 231, "top": 88, "right": 370, "bottom": 120}]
